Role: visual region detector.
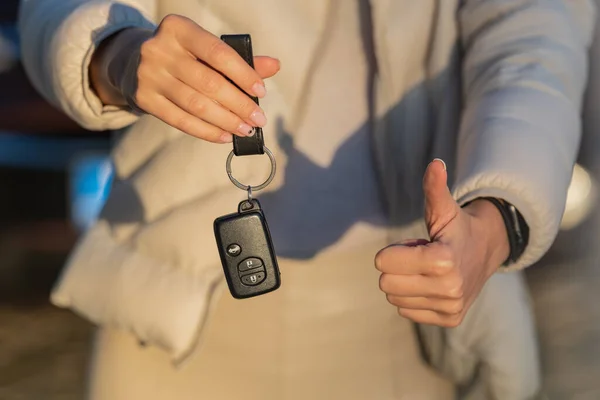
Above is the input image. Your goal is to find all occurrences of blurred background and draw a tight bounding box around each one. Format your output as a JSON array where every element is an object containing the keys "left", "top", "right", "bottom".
[
  {"left": 2, "top": 1, "right": 600, "bottom": 399},
  {"left": 0, "top": 1, "right": 108, "bottom": 398}
]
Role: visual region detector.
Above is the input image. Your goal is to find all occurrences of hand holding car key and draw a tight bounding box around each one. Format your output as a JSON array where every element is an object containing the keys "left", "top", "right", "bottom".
[{"left": 213, "top": 35, "right": 281, "bottom": 299}]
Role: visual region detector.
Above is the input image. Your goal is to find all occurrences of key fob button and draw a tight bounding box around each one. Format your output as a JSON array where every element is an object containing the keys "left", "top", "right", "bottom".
[
  {"left": 226, "top": 243, "right": 242, "bottom": 256},
  {"left": 238, "top": 257, "right": 264, "bottom": 272},
  {"left": 241, "top": 271, "right": 266, "bottom": 286}
]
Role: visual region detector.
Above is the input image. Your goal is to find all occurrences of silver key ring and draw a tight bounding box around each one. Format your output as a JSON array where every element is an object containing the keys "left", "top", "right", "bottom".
[{"left": 226, "top": 146, "right": 276, "bottom": 192}]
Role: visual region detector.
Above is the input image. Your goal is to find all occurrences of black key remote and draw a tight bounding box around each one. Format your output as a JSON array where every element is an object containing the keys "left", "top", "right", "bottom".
[{"left": 214, "top": 199, "right": 281, "bottom": 299}]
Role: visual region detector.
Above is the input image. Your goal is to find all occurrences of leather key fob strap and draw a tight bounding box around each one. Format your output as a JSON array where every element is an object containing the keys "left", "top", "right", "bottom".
[{"left": 220, "top": 34, "right": 264, "bottom": 156}]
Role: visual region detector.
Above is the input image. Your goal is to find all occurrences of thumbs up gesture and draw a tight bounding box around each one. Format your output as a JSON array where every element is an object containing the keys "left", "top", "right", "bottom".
[{"left": 376, "top": 159, "right": 511, "bottom": 327}]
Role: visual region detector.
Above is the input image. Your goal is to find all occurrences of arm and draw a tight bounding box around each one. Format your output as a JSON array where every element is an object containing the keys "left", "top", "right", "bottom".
[
  {"left": 377, "top": 1, "right": 596, "bottom": 327},
  {"left": 18, "top": 0, "right": 157, "bottom": 131},
  {"left": 19, "top": 1, "right": 279, "bottom": 142},
  {"left": 89, "top": 27, "right": 153, "bottom": 108},
  {"left": 453, "top": 0, "right": 596, "bottom": 269}
]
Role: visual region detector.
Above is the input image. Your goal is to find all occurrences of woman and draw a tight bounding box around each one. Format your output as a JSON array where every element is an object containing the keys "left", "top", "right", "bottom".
[{"left": 18, "top": 0, "right": 595, "bottom": 398}]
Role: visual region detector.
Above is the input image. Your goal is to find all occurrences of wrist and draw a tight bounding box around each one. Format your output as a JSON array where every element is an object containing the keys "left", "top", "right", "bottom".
[
  {"left": 463, "top": 199, "right": 510, "bottom": 271},
  {"left": 90, "top": 27, "right": 154, "bottom": 106}
]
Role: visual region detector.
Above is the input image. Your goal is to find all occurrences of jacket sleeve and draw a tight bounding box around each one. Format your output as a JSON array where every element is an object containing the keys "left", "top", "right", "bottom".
[
  {"left": 453, "top": 0, "right": 596, "bottom": 270},
  {"left": 18, "top": 0, "right": 157, "bottom": 131}
]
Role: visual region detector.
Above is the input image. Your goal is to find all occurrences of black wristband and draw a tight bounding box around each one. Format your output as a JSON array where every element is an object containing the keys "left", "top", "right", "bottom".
[
  {"left": 463, "top": 197, "right": 529, "bottom": 266},
  {"left": 483, "top": 197, "right": 529, "bottom": 266}
]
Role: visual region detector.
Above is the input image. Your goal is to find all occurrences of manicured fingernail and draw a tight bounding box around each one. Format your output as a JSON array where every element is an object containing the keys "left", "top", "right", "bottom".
[
  {"left": 237, "top": 122, "right": 254, "bottom": 136},
  {"left": 252, "top": 82, "right": 266, "bottom": 98},
  {"left": 220, "top": 132, "right": 233, "bottom": 143},
  {"left": 250, "top": 109, "right": 267, "bottom": 127},
  {"left": 433, "top": 158, "right": 447, "bottom": 170}
]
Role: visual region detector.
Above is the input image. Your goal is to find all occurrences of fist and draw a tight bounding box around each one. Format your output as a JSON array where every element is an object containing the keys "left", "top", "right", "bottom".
[{"left": 375, "top": 159, "right": 510, "bottom": 327}]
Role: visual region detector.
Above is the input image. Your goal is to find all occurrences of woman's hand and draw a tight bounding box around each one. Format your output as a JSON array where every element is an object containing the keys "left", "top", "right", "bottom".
[
  {"left": 90, "top": 14, "right": 280, "bottom": 143},
  {"left": 375, "top": 159, "right": 510, "bottom": 327}
]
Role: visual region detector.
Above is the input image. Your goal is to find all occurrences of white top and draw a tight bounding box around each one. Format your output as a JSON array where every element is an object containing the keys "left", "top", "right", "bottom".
[{"left": 260, "top": 0, "right": 388, "bottom": 259}]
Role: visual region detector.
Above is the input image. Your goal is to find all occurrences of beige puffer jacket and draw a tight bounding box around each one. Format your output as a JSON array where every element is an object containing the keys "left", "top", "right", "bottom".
[{"left": 19, "top": 0, "right": 595, "bottom": 371}]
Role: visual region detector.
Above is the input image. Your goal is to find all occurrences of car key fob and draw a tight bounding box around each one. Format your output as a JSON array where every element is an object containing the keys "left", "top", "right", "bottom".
[{"left": 214, "top": 199, "right": 281, "bottom": 299}]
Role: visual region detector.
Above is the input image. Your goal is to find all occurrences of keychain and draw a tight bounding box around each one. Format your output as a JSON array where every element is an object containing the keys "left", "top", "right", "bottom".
[{"left": 213, "top": 34, "right": 281, "bottom": 299}]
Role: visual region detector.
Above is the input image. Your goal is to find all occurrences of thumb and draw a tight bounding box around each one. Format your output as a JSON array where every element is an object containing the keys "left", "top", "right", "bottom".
[{"left": 423, "top": 158, "right": 459, "bottom": 239}]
